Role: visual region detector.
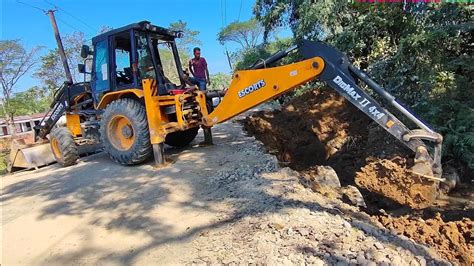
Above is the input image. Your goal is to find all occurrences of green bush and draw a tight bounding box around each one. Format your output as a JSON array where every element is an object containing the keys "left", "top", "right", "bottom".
[
  {"left": 233, "top": 38, "right": 297, "bottom": 70},
  {"left": 254, "top": 1, "right": 473, "bottom": 172}
]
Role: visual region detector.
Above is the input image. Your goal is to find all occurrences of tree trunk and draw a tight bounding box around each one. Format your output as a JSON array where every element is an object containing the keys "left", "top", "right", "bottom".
[{"left": 7, "top": 113, "right": 16, "bottom": 138}]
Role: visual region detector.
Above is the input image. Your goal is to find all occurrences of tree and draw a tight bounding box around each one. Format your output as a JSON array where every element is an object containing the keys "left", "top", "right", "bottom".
[
  {"left": 169, "top": 20, "right": 202, "bottom": 52},
  {"left": 233, "top": 37, "right": 295, "bottom": 70},
  {"left": 35, "top": 31, "right": 86, "bottom": 91},
  {"left": 209, "top": 73, "right": 232, "bottom": 91},
  {"left": 217, "top": 19, "right": 264, "bottom": 50},
  {"left": 254, "top": 0, "right": 353, "bottom": 41},
  {"left": 254, "top": 1, "right": 473, "bottom": 171},
  {"left": 98, "top": 25, "right": 113, "bottom": 34},
  {"left": 0, "top": 40, "right": 40, "bottom": 136},
  {"left": 0, "top": 87, "right": 50, "bottom": 117}
]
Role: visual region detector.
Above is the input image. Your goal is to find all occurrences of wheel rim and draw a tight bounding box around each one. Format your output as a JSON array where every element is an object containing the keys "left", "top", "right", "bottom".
[
  {"left": 51, "top": 138, "right": 62, "bottom": 159},
  {"left": 107, "top": 115, "right": 135, "bottom": 151}
]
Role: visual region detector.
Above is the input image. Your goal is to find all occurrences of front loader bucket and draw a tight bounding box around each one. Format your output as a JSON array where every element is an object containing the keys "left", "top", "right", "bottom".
[{"left": 7, "top": 139, "right": 56, "bottom": 172}]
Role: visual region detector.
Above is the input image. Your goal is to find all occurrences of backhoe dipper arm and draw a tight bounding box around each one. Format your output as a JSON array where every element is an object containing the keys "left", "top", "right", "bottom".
[
  {"left": 298, "top": 40, "right": 442, "bottom": 177},
  {"left": 202, "top": 40, "right": 442, "bottom": 177}
]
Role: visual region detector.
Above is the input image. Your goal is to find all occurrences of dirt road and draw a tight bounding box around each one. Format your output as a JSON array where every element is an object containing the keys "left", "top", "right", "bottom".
[{"left": 1, "top": 118, "right": 451, "bottom": 265}]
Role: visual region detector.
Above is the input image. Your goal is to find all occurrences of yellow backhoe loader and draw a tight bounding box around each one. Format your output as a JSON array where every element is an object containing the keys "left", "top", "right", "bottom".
[{"left": 10, "top": 21, "right": 446, "bottom": 206}]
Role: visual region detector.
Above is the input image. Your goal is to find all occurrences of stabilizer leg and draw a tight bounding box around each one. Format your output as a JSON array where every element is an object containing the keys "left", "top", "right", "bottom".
[
  {"left": 203, "top": 127, "right": 213, "bottom": 145},
  {"left": 153, "top": 143, "right": 165, "bottom": 167}
]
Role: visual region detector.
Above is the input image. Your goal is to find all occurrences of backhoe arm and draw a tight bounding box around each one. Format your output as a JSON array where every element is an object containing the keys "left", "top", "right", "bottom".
[
  {"left": 202, "top": 56, "right": 325, "bottom": 126},
  {"left": 298, "top": 40, "right": 442, "bottom": 177},
  {"left": 203, "top": 40, "right": 442, "bottom": 178}
]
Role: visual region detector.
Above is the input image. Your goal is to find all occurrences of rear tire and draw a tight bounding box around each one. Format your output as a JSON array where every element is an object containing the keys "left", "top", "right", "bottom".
[
  {"left": 100, "top": 98, "right": 152, "bottom": 165},
  {"left": 50, "top": 127, "right": 79, "bottom": 167},
  {"left": 165, "top": 127, "right": 199, "bottom": 147}
]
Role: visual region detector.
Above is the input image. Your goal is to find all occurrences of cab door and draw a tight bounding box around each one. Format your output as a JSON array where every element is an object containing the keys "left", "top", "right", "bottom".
[
  {"left": 111, "top": 30, "right": 137, "bottom": 91},
  {"left": 91, "top": 37, "right": 110, "bottom": 104}
]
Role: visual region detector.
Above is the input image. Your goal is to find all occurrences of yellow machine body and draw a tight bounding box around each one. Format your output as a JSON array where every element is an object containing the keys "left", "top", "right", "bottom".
[
  {"left": 96, "top": 89, "right": 144, "bottom": 109},
  {"left": 66, "top": 114, "right": 82, "bottom": 137},
  {"left": 96, "top": 57, "right": 324, "bottom": 149},
  {"left": 203, "top": 57, "right": 324, "bottom": 126}
]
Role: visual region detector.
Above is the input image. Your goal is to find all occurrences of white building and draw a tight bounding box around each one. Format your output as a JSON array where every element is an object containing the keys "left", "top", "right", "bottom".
[{"left": 0, "top": 113, "right": 49, "bottom": 138}]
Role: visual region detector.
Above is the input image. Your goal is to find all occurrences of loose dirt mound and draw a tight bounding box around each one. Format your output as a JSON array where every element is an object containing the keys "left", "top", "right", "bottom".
[
  {"left": 244, "top": 88, "right": 437, "bottom": 207},
  {"left": 243, "top": 88, "right": 473, "bottom": 265},
  {"left": 356, "top": 157, "right": 438, "bottom": 209},
  {"left": 377, "top": 214, "right": 473, "bottom": 265},
  {"left": 244, "top": 89, "right": 369, "bottom": 176}
]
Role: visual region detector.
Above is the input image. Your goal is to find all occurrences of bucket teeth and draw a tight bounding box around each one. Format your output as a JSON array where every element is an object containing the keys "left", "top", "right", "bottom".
[{"left": 411, "top": 146, "right": 434, "bottom": 177}]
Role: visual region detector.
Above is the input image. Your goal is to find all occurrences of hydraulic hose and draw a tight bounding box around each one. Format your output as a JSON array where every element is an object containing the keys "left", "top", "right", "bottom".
[{"left": 249, "top": 45, "right": 298, "bottom": 70}]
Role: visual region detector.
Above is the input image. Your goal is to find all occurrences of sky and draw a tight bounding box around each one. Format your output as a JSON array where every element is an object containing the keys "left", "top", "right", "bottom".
[{"left": 1, "top": 0, "right": 284, "bottom": 92}]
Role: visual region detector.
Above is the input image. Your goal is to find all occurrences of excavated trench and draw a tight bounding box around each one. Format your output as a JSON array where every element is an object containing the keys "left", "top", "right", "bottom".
[{"left": 243, "top": 88, "right": 473, "bottom": 265}]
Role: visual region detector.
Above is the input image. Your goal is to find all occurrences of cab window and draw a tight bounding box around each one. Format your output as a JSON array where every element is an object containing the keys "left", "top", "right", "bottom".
[
  {"left": 92, "top": 39, "right": 109, "bottom": 101},
  {"left": 157, "top": 42, "right": 180, "bottom": 85},
  {"left": 113, "top": 32, "right": 133, "bottom": 87},
  {"left": 135, "top": 33, "right": 156, "bottom": 80}
]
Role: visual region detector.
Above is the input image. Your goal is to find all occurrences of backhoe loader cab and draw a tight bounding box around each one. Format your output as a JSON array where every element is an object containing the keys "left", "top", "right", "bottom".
[
  {"left": 25, "top": 21, "right": 205, "bottom": 170},
  {"left": 85, "top": 21, "right": 186, "bottom": 104},
  {"left": 76, "top": 21, "right": 212, "bottom": 166}
]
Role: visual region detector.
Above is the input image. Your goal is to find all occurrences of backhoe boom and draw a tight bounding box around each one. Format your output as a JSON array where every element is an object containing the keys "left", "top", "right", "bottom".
[{"left": 203, "top": 40, "right": 442, "bottom": 178}]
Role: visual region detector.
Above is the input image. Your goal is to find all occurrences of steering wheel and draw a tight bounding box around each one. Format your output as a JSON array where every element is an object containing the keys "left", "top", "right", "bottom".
[{"left": 117, "top": 70, "right": 130, "bottom": 81}]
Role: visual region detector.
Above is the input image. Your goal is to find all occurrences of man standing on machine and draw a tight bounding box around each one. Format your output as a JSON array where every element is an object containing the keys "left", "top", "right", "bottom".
[{"left": 188, "top": 47, "right": 210, "bottom": 90}]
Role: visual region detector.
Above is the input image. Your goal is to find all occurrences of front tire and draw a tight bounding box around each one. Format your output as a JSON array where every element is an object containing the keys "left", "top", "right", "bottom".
[
  {"left": 100, "top": 98, "right": 152, "bottom": 165},
  {"left": 50, "top": 127, "right": 79, "bottom": 166}
]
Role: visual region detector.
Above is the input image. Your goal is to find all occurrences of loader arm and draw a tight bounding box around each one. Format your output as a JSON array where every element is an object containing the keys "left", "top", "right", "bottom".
[
  {"left": 203, "top": 40, "right": 442, "bottom": 178},
  {"left": 34, "top": 82, "right": 92, "bottom": 140}
]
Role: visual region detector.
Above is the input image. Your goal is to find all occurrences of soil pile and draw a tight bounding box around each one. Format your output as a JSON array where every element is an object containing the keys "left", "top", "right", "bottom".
[
  {"left": 243, "top": 88, "right": 437, "bottom": 207},
  {"left": 244, "top": 89, "right": 369, "bottom": 178},
  {"left": 356, "top": 158, "right": 438, "bottom": 209},
  {"left": 243, "top": 88, "right": 473, "bottom": 265},
  {"left": 377, "top": 214, "right": 473, "bottom": 265}
]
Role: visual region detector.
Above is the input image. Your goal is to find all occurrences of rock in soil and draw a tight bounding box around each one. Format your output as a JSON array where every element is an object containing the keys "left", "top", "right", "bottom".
[
  {"left": 302, "top": 165, "right": 341, "bottom": 190},
  {"left": 341, "top": 185, "right": 367, "bottom": 208}
]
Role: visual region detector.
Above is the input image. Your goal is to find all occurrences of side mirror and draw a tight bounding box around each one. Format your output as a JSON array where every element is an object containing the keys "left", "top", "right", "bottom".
[
  {"left": 78, "top": 63, "right": 86, "bottom": 74},
  {"left": 80, "top": 45, "right": 91, "bottom": 59},
  {"left": 174, "top": 31, "right": 184, "bottom": 38}
]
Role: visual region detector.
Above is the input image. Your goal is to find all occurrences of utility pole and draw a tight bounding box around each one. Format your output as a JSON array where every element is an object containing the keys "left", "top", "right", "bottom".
[
  {"left": 225, "top": 49, "right": 233, "bottom": 71},
  {"left": 46, "top": 9, "right": 73, "bottom": 84}
]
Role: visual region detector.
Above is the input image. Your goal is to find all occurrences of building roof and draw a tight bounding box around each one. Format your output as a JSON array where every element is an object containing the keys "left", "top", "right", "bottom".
[{"left": 0, "top": 112, "right": 48, "bottom": 125}]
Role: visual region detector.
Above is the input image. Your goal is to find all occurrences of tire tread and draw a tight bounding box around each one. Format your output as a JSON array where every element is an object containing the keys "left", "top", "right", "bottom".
[
  {"left": 50, "top": 127, "right": 79, "bottom": 166},
  {"left": 99, "top": 98, "right": 152, "bottom": 165}
]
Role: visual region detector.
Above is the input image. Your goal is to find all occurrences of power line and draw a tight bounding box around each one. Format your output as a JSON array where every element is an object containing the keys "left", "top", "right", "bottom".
[
  {"left": 16, "top": 0, "right": 47, "bottom": 13},
  {"left": 224, "top": 0, "right": 227, "bottom": 25},
  {"left": 43, "top": 0, "right": 97, "bottom": 32},
  {"left": 220, "top": 0, "right": 225, "bottom": 28},
  {"left": 55, "top": 16, "right": 82, "bottom": 33},
  {"left": 16, "top": 0, "right": 89, "bottom": 35},
  {"left": 219, "top": 0, "right": 233, "bottom": 71},
  {"left": 238, "top": 0, "right": 243, "bottom": 22}
]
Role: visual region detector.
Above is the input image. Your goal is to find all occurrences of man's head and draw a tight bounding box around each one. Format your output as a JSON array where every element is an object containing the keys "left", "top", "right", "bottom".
[{"left": 193, "top": 47, "right": 201, "bottom": 58}]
